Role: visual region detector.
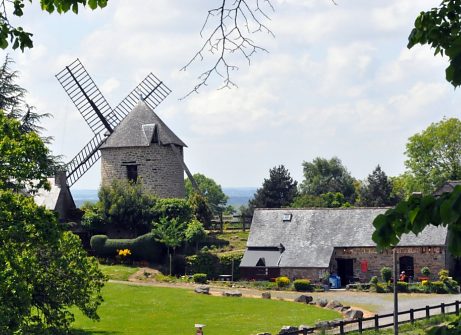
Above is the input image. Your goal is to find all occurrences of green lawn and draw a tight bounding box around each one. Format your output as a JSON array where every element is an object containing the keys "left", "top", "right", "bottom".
[
  {"left": 72, "top": 283, "right": 340, "bottom": 335},
  {"left": 99, "top": 264, "right": 139, "bottom": 281}
]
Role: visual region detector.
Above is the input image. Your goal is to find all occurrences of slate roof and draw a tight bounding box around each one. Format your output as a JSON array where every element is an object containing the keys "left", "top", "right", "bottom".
[
  {"left": 243, "top": 208, "right": 447, "bottom": 268},
  {"left": 433, "top": 181, "right": 461, "bottom": 196},
  {"left": 101, "top": 100, "right": 186, "bottom": 149}
]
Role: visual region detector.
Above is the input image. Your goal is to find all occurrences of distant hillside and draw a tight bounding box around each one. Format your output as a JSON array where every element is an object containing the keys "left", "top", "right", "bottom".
[{"left": 72, "top": 187, "right": 257, "bottom": 208}]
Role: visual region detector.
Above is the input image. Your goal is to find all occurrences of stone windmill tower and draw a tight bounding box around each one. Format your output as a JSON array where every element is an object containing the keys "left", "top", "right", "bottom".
[
  {"left": 99, "top": 100, "right": 186, "bottom": 198},
  {"left": 56, "top": 59, "right": 195, "bottom": 198}
]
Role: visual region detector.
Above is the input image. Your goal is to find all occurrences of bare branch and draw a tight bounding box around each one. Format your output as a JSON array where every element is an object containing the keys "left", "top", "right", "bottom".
[{"left": 181, "top": 0, "right": 274, "bottom": 98}]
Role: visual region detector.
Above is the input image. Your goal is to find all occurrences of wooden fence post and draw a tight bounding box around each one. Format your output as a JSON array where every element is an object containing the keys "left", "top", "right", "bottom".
[
  {"left": 410, "top": 309, "right": 414, "bottom": 324},
  {"left": 374, "top": 314, "right": 379, "bottom": 331},
  {"left": 456, "top": 301, "right": 460, "bottom": 316},
  {"left": 426, "top": 305, "right": 430, "bottom": 319},
  {"left": 441, "top": 303, "right": 445, "bottom": 315},
  {"left": 339, "top": 321, "right": 344, "bottom": 335},
  {"left": 358, "top": 318, "right": 363, "bottom": 334}
]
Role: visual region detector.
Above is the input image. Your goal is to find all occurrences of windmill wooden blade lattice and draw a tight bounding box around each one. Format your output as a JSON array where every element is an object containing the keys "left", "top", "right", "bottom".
[
  {"left": 56, "top": 58, "right": 119, "bottom": 134},
  {"left": 113, "top": 73, "right": 171, "bottom": 121}
]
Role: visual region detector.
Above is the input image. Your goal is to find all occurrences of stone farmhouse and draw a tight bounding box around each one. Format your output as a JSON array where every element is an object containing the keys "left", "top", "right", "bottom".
[
  {"left": 100, "top": 100, "right": 186, "bottom": 198},
  {"left": 240, "top": 208, "right": 451, "bottom": 284}
]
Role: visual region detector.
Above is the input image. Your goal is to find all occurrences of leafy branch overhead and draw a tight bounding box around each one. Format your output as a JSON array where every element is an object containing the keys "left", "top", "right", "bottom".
[
  {"left": 372, "top": 186, "right": 461, "bottom": 256},
  {"left": 0, "top": 0, "right": 107, "bottom": 51},
  {"left": 408, "top": 0, "right": 461, "bottom": 87},
  {"left": 181, "top": 0, "right": 274, "bottom": 97}
]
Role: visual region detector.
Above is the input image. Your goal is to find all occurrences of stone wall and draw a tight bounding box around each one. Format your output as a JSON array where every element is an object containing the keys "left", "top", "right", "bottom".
[
  {"left": 330, "top": 246, "right": 448, "bottom": 282},
  {"left": 100, "top": 144, "right": 185, "bottom": 198}
]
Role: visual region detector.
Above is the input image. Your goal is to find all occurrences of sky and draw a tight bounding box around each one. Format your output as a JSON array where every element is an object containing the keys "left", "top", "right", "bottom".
[{"left": 4, "top": 0, "right": 461, "bottom": 190}]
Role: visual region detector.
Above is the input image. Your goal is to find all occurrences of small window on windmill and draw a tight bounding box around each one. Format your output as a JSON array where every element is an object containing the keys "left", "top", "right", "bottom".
[
  {"left": 256, "top": 257, "right": 266, "bottom": 267},
  {"left": 282, "top": 213, "right": 292, "bottom": 222},
  {"left": 126, "top": 165, "right": 138, "bottom": 182}
]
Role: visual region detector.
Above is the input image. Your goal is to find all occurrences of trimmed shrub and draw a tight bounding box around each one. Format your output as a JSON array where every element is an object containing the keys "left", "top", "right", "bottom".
[
  {"left": 397, "top": 281, "right": 409, "bottom": 292},
  {"left": 192, "top": 273, "right": 208, "bottom": 284},
  {"left": 185, "top": 249, "right": 243, "bottom": 280},
  {"left": 380, "top": 267, "right": 392, "bottom": 282},
  {"left": 293, "top": 279, "right": 313, "bottom": 292},
  {"left": 438, "top": 269, "right": 449, "bottom": 282},
  {"left": 421, "top": 266, "right": 431, "bottom": 277},
  {"left": 275, "top": 276, "right": 291, "bottom": 288},
  {"left": 376, "top": 282, "right": 389, "bottom": 293},
  {"left": 430, "top": 281, "right": 447, "bottom": 294},
  {"left": 90, "top": 233, "right": 164, "bottom": 262},
  {"left": 443, "top": 278, "right": 460, "bottom": 293},
  {"left": 370, "top": 276, "right": 379, "bottom": 285}
]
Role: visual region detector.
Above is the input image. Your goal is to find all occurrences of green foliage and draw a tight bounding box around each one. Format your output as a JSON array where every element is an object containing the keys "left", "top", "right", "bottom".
[
  {"left": 275, "top": 276, "right": 291, "bottom": 288},
  {"left": 370, "top": 276, "right": 379, "bottom": 285},
  {"left": 372, "top": 186, "right": 461, "bottom": 256},
  {"left": 439, "top": 269, "right": 450, "bottom": 281},
  {"left": 430, "top": 281, "right": 447, "bottom": 294},
  {"left": 0, "top": 190, "right": 105, "bottom": 333},
  {"left": 0, "top": 110, "right": 55, "bottom": 192},
  {"left": 360, "top": 165, "right": 399, "bottom": 207},
  {"left": 293, "top": 279, "right": 313, "bottom": 292},
  {"left": 291, "top": 194, "right": 325, "bottom": 208},
  {"left": 249, "top": 165, "right": 298, "bottom": 213},
  {"left": 376, "top": 282, "right": 390, "bottom": 293},
  {"left": 152, "top": 217, "right": 186, "bottom": 252},
  {"left": 86, "top": 179, "right": 157, "bottom": 236},
  {"left": 1, "top": 0, "right": 108, "bottom": 52},
  {"left": 408, "top": 0, "right": 461, "bottom": 87},
  {"left": 421, "top": 266, "right": 431, "bottom": 277},
  {"left": 404, "top": 118, "right": 461, "bottom": 194},
  {"left": 90, "top": 233, "right": 164, "bottom": 263},
  {"left": 396, "top": 281, "right": 409, "bottom": 292},
  {"left": 300, "top": 157, "right": 356, "bottom": 203},
  {"left": 185, "top": 219, "right": 207, "bottom": 252},
  {"left": 321, "top": 192, "right": 349, "bottom": 208},
  {"left": 185, "top": 173, "right": 228, "bottom": 215},
  {"left": 188, "top": 192, "right": 213, "bottom": 227},
  {"left": 152, "top": 198, "right": 193, "bottom": 225},
  {"left": 380, "top": 267, "right": 392, "bottom": 282},
  {"left": 192, "top": 273, "right": 208, "bottom": 284}
]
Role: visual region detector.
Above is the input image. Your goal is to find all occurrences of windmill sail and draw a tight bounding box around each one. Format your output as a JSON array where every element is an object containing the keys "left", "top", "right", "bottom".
[
  {"left": 66, "top": 133, "right": 105, "bottom": 187},
  {"left": 56, "top": 59, "right": 119, "bottom": 134},
  {"left": 113, "top": 73, "right": 171, "bottom": 120}
]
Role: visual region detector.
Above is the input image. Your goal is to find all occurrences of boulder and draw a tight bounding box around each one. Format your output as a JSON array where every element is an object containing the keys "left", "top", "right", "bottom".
[
  {"left": 326, "top": 300, "right": 343, "bottom": 309},
  {"left": 294, "top": 295, "right": 313, "bottom": 304},
  {"left": 345, "top": 309, "right": 364, "bottom": 320},
  {"left": 298, "top": 325, "right": 311, "bottom": 331},
  {"left": 340, "top": 306, "right": 351, "bottom": 312},
  {"left": 222, "top": 290, "right": 242, "bottom": 297},
  {"left": 315, "top": 321, "right": 330, "bottom": 329},
  {"left": 194, "top": 286, "right": 210, "bottom": 294},
  {"left": 279, "top": 326, "right": 298, "bottom": 334},
  {"left": 262, "top": 292, "right": 271, "bottom": 299},
  {"left": 317, "top": 298, "right": 328, "bottom": 307}
]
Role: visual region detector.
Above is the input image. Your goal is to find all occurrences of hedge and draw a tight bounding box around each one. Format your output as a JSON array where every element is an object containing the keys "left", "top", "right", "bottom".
[{"left": 90, "top": 233, "right": 164, "bottom": 262}]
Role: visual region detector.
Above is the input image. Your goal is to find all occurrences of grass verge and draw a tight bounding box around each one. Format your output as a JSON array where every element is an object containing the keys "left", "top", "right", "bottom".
[
  {"left": 71, "top": 283, "right": 340, "bottom": 335},
  {"left": 99, "top": 264, "right": 139, "bottom": 281}
]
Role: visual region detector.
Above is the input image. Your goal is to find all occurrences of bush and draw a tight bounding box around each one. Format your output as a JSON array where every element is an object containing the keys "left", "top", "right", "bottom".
[
  {"left": 430, "top": 281, "right": 447, "bottom": 294},
  {"left": 397, "top": 281, "right": 409, "bottom": 292},
  {"left": 293, "top": 279, "right": 313, "bottom": 292},
  {"left": 370, "top": 276, "right": 379, "bottom": 285},
  {"left": 438, "top": 269, "right": 449, "bottom": 282},
  {"left": 193, "top": 273, "right": 208, "bottom": 284},
  {"left": 421, "top": 266, "right": 431, "bottom": 277},
  {"left": 376, "top": 282, "right": 389, "bottom": 293},
  {"left": 152, "top": 198, "right": 193, "bottom": 225},
  {"left": 380, "top": 267, "right": 392, "bottom": 282},
  {"left": 90, "top": 233, "right": 164, "bottom": 262},
  {"left": 443, "top": 278, "right": 460, "bottom": 293},
  {"left": 275, "top": 276, "right": 291, "bottom": 288},
  {"left": 185, "top": 249, "right": 243, "bottom": 280}
]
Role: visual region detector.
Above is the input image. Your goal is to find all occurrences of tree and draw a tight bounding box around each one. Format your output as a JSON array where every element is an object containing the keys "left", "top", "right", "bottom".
[
  {"left": 404, "top": 118, "right": 461, "bottom": 195},
  {"left": 291, "top": 194, "right": 325, "bottom": 208},
  {"left": 408, "top": 0, "right": 461, "bottom": 87},
  {"left": 300, "top": 157, "right": 356, "bottom": 203},
  {"left": 152, "top": 217, "right": 186, "bottom": 275},
  {"left": 0, "top": 0, "right": 108, "bottom": 51},
  {"left": 185, "top": 173, "right": 228, "bottom": 215},
  {"left": 359, "top": 165, "right": 399, "bottom": 207},
  {"left": 187, "top": 192, "right": 213, "bottom": 228},
  {"left": 248, "top": 165, "right": 298, "bottom": 212},
  {"left": 0, "top": 112, "right": 105, "bottom": 333},
  {"left": 185, "top": 219, "right": 207, "bottom": 253},
  {"left": 0, "top": 110, "right": 54, "bottom": 192}
]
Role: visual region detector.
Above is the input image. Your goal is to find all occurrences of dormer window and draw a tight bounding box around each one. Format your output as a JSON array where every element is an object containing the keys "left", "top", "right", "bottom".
[
  {"left": 282, "top": 213, "right": 292, "bottom": 222},
  {"left": 256, "top": 258, "right": 266, "bottom": 267}
]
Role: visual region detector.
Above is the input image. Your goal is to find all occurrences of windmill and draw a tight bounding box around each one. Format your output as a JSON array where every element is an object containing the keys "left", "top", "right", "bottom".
[{"left": 56, "top": 59, "right": 198, "bottom": 195}]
